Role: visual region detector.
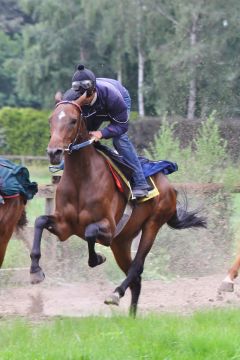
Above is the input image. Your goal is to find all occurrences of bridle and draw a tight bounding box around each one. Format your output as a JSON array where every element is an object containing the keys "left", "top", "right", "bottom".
[
  {"left": 55, "top": 100, "right": 82, "bottom": 113},
  {"left": 55, "top": 100, "right": 95, "bottom": 154}
]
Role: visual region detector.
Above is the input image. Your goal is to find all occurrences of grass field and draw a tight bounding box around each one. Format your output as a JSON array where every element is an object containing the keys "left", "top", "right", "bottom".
[{"left": 0, "top": 309, "right": 240, "bottom": 359}]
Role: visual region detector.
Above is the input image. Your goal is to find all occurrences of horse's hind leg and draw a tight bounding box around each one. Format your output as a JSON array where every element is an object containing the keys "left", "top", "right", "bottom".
[
  {"left": 0, "top": 235, "right": 10, "bottom": 267},
  {"left": 0, "top": 199, "right": 25, "bottom": 268},
  {"left": 129, "top": 275, "right": 142, "bottom": 317},
  {"left": 0, "top": 223, "right": 17, "bottom": 267},
  {"left": 30, "top": 215, "right": 54, "bottom": 284},
  {"left": 105, "top": 237, "right": 133, "bottom": 305},
  {"left": 107, "top": 222, "right": 161, "bottom": 315}
]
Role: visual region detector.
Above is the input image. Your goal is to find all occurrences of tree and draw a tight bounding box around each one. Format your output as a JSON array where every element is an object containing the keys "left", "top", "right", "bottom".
[
  {"left": 149, "top": 0, "right": 240, "bottom": 118},
  {"left": 17, "top": 0, "right": 97, "bottom": 107},
  {"left": 83, "top": 0, "right": 139, "bottom": 109},
  {"left": 0, "top": 31, "right": 23, "bottom": 107},
  {"left": 1, "top": 0, "right": 239, "bottom": 119},
  {"left": 0, "top": 0, "right": 26, "bottom": 34}
]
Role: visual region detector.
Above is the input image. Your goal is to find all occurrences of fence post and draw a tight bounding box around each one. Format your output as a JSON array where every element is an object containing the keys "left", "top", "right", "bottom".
[
  {"left": 44, "top": 176, "right": 61, "bottom": 215},
  {"left": 20, "top": 155, "right": 25, "bottom": 165}
]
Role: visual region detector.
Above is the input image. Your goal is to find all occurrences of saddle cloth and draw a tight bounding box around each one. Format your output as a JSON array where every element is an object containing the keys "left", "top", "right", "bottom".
[{"left": 98, "top": 149, "right": 158, "bottom": 203}]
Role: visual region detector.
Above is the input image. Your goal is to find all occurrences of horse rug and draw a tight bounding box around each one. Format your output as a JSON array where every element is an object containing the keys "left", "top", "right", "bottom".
[{"left": 0, "top": 158, "right": 38, "bottom": 204}]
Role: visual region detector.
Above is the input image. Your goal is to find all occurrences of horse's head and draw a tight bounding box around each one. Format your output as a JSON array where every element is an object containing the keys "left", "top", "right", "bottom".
[{"left": 47, "top": 92, "right": 88, "bottom": 165}]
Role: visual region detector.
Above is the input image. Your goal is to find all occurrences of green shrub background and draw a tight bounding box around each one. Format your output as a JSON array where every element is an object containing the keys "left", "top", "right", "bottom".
[{"left": 0, "top": 107, "right": 50, "bottom": 155}]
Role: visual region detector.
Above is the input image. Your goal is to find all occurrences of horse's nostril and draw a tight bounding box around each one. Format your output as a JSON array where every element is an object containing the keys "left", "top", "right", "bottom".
[
  {"left": 55, "top": 149, "right": 63, "bottom": 156},
  {"left": 47, "top": 148, "right": 63, "bottom": 157}
]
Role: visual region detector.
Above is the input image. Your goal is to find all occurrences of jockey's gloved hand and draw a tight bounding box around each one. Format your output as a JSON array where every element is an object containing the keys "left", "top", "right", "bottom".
[{"left": 89, "top": 131, "right": 103, "bottom": 142}]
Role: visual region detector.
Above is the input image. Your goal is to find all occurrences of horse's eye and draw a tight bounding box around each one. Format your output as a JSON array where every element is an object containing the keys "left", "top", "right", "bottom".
[{"left": 70, "top": 119, "right": 77, "bottom": 126}]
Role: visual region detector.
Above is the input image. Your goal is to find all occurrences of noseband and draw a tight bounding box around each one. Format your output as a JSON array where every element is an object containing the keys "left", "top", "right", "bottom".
[{"left": 55, "top": 100, "right": 94, "bottom": 154}]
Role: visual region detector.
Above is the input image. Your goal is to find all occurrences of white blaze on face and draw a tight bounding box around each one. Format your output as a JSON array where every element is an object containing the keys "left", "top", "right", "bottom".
[{"left": 58, "top": 110, "right": 66, "bottom": 120}]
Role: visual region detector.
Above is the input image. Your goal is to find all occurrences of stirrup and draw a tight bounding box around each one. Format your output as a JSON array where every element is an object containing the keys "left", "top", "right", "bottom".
[{"left": 132, "top": 188, "right": 149, "bottom": 199}]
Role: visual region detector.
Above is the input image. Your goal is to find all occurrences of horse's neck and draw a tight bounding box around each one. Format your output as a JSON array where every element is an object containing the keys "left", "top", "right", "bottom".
[{"left": 64, "top": 146, "right": 99, "bottom": 181}]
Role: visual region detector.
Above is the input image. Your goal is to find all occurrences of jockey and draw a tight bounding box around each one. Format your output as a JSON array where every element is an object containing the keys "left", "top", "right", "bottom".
[{"left": 63, "top": 64, "right": 149, "bottom": 199}]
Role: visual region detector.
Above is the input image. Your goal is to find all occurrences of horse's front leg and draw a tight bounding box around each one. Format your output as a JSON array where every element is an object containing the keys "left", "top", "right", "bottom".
[
  {"left": 85, "top": 221, "right": 113, "bottom": 267},
  {"left": 30, "top": 215, "right": 55, "bottom": 284}
]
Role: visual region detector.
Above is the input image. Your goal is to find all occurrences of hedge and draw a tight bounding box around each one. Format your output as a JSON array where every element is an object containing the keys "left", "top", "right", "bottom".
[{"left": 0, "top": 107, "right": 50, "bottom": 155}]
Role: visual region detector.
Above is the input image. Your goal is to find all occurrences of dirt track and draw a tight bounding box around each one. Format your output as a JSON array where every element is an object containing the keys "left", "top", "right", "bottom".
[{"left": 0, "top": 273, "right": 240, "bottom": 318}]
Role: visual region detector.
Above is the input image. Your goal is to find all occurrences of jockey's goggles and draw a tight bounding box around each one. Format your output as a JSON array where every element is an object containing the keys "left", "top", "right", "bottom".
[{"left": 71, "top": 80, "right": 94, "bottom": 92}]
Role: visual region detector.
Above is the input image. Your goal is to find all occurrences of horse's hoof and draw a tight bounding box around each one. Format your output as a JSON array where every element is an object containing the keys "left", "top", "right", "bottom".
[
  {"left": 104, "top": 292, "right": 120, "bottom": 306},
  {"left": 218, "top": 281, "right": 234, "bottom": 293},
  {"left": 88, "top": 253, "right": 106, "bottom": 268},
  {"left": 30, "top": 269, "right": 45, "bottom": 284}
]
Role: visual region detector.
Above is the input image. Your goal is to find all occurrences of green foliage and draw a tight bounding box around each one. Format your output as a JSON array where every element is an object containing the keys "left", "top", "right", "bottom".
[
  {"left": 0, "top": 0, "right": 240, "bottom": 117},
  {"left": 145, "top": 112, "right": 234, "bottom": 184},
  {"left": 144, "top": 116, "right": 192, "bottom": 181},
  {"left": 0, "top": 107, "right": 50, "bottom": 155},
  {"left": 193, "top": 111, "right": 227, "bottom": 181},
  {"left": 0, "top": 31, "right": 23, "bottom": 107},
  {"left": 129, "top": 111, "right": 139, "bottom": 121},
  {"left": 144, "top": 116, "right": 189, "bottom": 161}
]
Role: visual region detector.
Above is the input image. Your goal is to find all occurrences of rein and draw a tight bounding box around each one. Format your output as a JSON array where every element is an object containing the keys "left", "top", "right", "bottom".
[
  {"left": 64, "top": 138, "right": 95, "bottom": 153},
  {"left": 55, "top": 100, "right": 95, "bottom": 154}
]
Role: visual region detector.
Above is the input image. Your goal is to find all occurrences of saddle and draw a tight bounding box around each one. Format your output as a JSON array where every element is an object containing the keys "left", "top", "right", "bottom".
[
  {"left": 94, "top": 143, "right": 178, "bottom": 203},
  {"left": 93, "top": 142, "right": 134, "bottom": 180},
  {"left": 94, "top": 142, "right": 178, "bottom": 179}
]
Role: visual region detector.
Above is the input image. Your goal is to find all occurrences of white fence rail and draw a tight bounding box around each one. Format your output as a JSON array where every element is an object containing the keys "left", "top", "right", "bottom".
[{"left": 1, "top": 154, "right": 48, "bottom": 165}]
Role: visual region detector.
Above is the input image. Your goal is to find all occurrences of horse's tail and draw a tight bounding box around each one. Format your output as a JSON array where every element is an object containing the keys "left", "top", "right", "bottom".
[{"left": 167, "top": 191, "right": 207, "bottom": 230}]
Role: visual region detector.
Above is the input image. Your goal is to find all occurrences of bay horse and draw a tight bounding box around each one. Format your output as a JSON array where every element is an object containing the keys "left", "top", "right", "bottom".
[
  {"left": 30, "top": 93, "right": 206, "bottom": 316},
  {"left": 0, "top": 195, "right": 27, "bottom": 267}
]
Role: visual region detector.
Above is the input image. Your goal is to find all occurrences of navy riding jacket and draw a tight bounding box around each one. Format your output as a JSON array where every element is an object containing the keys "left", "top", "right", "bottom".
[{"left": 81, "top": 78, "right": 130, "bottom": 139}]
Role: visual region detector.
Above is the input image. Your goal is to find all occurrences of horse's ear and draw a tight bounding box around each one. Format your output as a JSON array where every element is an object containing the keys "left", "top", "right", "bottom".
[
  {"left": 55, "top": 91, "right": 63, "bottom": 104},
  {"left": 75, "top": 92, "right": 88, "bottom": 107}
]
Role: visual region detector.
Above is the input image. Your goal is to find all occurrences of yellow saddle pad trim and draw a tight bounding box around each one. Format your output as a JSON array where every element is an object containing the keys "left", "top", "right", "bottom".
[
  {"left": 97, "top": 150, "right": 159, "bottom": 203},
  {"left": 138, "top": 177, "right": 159, "bottom": 203}
]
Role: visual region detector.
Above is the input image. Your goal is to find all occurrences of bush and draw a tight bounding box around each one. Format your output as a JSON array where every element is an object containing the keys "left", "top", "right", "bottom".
[
  {"left": 0, "top": 107, "right": 50, "bottom": 155},
  {"left": 193, "top": 111, "right": 227, "bottom": 182},
  {"left": 144, "top": 112, "right": 233, "bottom": 184}
]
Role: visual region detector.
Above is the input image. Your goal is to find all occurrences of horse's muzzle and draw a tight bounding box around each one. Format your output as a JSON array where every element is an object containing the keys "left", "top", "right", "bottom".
[{"left": 47, "top": 148, "right": 64, "bottom": 165}]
